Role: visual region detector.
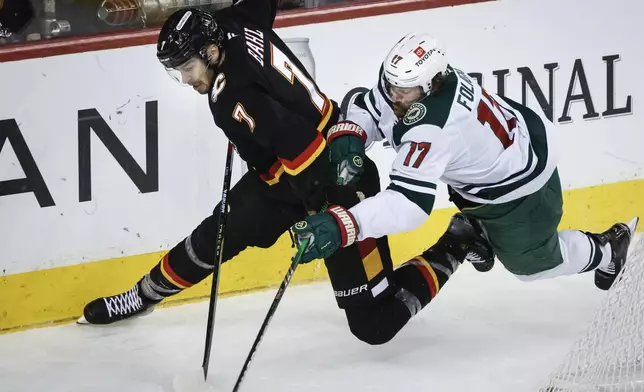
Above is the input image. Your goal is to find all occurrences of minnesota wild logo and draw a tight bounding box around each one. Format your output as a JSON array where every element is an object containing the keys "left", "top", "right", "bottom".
[{"left": 403, "top": 103, "right": 427, "bottom": 125}]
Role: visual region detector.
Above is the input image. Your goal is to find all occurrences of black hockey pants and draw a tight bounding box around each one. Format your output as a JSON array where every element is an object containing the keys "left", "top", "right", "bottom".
[{"left": 148, "top": 155, "right": 395, "bottom": 310}]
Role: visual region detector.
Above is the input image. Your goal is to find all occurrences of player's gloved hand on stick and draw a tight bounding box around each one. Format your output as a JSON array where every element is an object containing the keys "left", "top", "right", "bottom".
[
  {"left": 327, "top": 121, "right": 367, "bottom": 186},
  {"left": 291, "top": 205, "right": 359, "bottom": 263}
]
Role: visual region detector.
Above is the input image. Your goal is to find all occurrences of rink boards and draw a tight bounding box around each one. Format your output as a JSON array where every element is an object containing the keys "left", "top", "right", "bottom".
[{"left": 0, "top": 0, "right": 643, "bottom": 332}]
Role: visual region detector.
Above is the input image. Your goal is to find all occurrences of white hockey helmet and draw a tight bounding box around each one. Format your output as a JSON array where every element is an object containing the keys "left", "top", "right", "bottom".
[{"left": 383, "top": 32, "right": 448, "bottom": 96}]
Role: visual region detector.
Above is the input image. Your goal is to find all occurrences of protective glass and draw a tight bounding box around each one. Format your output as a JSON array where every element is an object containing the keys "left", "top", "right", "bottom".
[
  {"left": 164, "top": 56, "right": 208, "bottom": 87},
  {"left": 386, "top": 81, "right": 424, "bottom": 105}
]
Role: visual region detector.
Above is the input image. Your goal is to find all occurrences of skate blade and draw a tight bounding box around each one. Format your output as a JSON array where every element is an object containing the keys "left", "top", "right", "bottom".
[
  {"left": 172, "top": 369, "right": 218, "bottom": 392},
  {"left": 76, "top": 306, "right": 156, "bottom": 326},
  {"left": 627, "top": 217, "right": 640, "bottom": 235}
]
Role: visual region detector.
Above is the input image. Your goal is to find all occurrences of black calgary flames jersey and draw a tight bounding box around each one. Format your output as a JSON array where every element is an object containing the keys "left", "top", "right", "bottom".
[{"left": 208, "top": 0, "right": 339, "bottom": 209}]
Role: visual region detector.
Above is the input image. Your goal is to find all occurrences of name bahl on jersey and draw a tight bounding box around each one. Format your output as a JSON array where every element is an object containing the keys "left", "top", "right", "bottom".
[{"left": 208, "top": 0, "right": 339, "bottom": 209}]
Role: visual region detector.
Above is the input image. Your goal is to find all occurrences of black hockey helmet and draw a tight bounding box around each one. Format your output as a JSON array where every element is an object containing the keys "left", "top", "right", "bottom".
[{"left": 156, "top": 8, "right": 225, "bottom": 69}]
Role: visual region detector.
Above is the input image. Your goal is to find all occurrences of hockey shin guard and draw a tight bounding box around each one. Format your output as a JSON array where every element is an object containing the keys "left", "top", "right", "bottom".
[
  {"left": 393, "top": 242, "right": 462, "bottom": 316},
  {"left": 344, "top": 237, "right": 464, "bottom": 346}
]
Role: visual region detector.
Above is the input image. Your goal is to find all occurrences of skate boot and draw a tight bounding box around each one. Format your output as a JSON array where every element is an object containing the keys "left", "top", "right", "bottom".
[
  {"left": 444, "top": 213, "right": 495, "bottom": 272},
  {"left": 591, "top": 217, "right": 639, "bottom": 291},
  {"left": 78, "top": 279, "right": 160, "bottom": 325}
]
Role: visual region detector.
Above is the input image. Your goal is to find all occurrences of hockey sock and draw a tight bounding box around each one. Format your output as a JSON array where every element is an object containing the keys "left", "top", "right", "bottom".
[
  {"left": 558, "top": 230, "right": 612, "bottom": 274},
  {"left": 140, "top": 233, "right": 215, "bottom": 302},
  {"left": 393, "top": 243, "right": 462, "bottom": 315},
  {"left": 343, "top": 240, "right": 463, "bottom": 346},
  {"left": 505, "top": 230, "right": 613, "bottom": 282}
]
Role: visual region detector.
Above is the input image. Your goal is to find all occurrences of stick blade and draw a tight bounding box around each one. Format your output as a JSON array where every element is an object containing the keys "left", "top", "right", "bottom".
[
  {"left": 627, "top": 216, "right": 640, "bottom": 235},
  {"left": 173, "top": 369, "right": 216, "bottom": 392}
]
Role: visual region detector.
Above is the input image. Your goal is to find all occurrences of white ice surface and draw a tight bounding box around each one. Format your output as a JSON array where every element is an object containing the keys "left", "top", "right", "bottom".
[{"left": 0, "top": 258, "right": 619, "bottom": 392}]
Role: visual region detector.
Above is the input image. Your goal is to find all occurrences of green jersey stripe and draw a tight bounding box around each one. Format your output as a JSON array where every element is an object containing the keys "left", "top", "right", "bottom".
[{"left": 388, "top": 183, "right": 435, "bottom": 214}]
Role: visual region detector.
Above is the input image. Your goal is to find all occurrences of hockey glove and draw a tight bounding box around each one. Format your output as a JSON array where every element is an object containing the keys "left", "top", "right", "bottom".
[
  {"left": 327, "top": 121, "right": 367, "bottom": 186},
  {"left": 291, "top": 205, "right": 359, "bottom": 263}
]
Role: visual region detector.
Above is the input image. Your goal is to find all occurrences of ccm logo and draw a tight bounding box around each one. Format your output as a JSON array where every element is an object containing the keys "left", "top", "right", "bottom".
[{"left": 334, "top": 284, "right": 368, "bottom": 297}]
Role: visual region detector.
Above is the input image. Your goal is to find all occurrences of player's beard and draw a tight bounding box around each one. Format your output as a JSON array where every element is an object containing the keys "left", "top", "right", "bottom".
[
  {"left": 192, "top": 80, "right": 210, "bottom": 94},
  {"left": 389, "top": 85, "right": 425, "bottom": 118},
  {"left": 393, "top": 102, "right": 411, "bottom": 118},
  {"left": 191, "top": 67, "right": 215, "bottom": 95}
]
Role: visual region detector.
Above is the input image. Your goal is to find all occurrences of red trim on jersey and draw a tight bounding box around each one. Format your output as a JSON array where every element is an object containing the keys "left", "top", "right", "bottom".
[
  {"left": 279, "top": 132, "right": 326, "bottom": 175},
  {"left": 259, "top": 160, "right": 285, "bottom": 185}
]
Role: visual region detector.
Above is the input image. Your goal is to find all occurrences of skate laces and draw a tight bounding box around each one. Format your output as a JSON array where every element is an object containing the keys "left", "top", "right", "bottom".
[
  {"left": 466, "top": 251, "right": 485, "bottom": 262},
  {"left": 103, "top": 285, "right": 144, "bottom": 318},
  {"left": 600, "top": 223, "right": 631, "bottom": 275}
]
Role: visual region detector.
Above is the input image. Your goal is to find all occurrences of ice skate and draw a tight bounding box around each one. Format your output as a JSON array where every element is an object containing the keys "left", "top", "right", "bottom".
[
  {"left": 445, "top": 213, "right": 495, "bottom": 272},
  {"left": 592, "top": 217, "right": 639, "bottom": 291},
  {"left": 78, "top": 279, "right": 159, "bottom": 325}
]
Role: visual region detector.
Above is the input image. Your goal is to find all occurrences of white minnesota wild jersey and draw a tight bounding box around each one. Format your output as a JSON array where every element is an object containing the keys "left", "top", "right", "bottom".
[{"left": 345, "top": 65, "right": 559, "bottom": 241}]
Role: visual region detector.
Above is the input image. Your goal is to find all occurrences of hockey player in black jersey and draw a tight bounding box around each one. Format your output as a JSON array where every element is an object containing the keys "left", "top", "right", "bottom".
[
  {"left": 80, "top": 4, "right": 496, "bottom": 347},
  {"left": 78, "top": 3, "right": 404, "bottom": 343}
]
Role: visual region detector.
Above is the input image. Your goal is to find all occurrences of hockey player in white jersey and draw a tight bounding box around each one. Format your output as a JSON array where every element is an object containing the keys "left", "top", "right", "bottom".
[{"left": 291, "top": 32, "right": 639, "bottom": 343}]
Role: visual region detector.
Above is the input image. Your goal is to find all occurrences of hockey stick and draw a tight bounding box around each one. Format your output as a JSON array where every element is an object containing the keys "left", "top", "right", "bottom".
[
  {"left": 232, "top": 237, "right": 310, "bottom": 392},
  {"left": 202, "top": 141, "right": 235, "bottom": 380}
]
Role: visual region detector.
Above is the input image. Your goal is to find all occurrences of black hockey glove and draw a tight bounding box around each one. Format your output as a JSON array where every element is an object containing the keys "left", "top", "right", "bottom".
[
  {"left": 291, "top": 205, "right": 358, "bottom": 263},
  {"left": 327, "top": 121, "right": 367, "bottom": 186}
]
